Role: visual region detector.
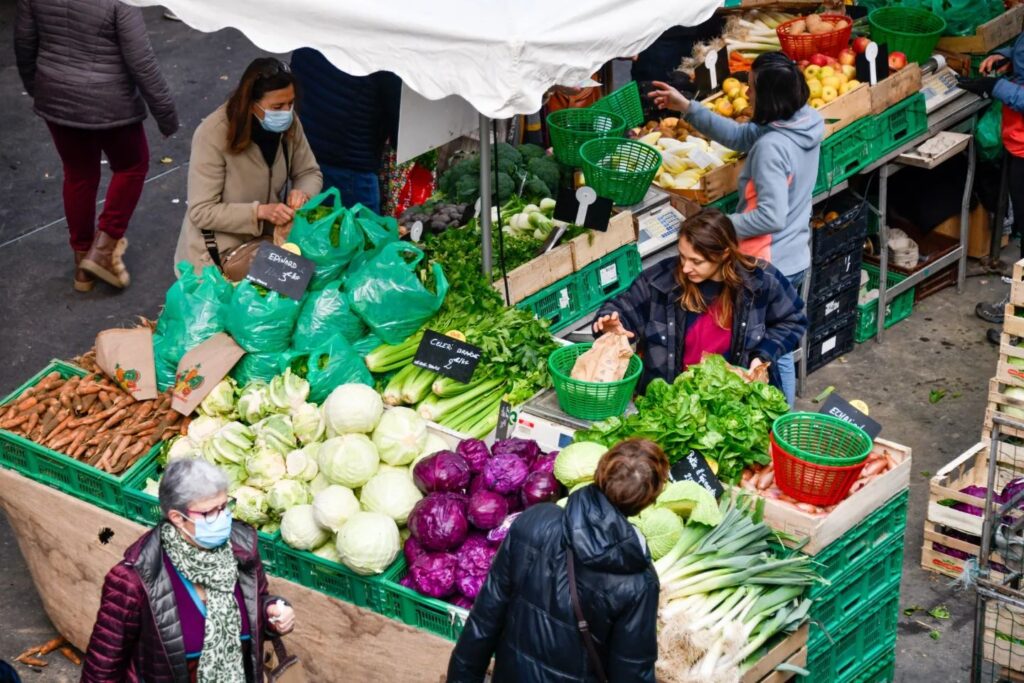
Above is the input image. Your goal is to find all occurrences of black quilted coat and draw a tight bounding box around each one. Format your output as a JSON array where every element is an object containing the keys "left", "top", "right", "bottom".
[
  {"left": 447, "top": 485, "right": 660, "bottom": 683},
  {"left": 14, "top": 0, "right": 179, "bottom": 134}
]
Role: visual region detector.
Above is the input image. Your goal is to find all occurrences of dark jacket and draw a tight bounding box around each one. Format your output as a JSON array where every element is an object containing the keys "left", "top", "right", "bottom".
[
  {"left": 447, "top": 486, "right": 659, "bottom": 683},
  {"left": 596, "top": 257, "right": 807, "bottom": 391},
  {"left": 81, "top": 522, "right": 285, "bottom": 683},
  {"left": 290, "top": 48, "right": 401, "bottom": 173},
  {"left": 14, "top": 0, "right": 179, "bottom": 134}
]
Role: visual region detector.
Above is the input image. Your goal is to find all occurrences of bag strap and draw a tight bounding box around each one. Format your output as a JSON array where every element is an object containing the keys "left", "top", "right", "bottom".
[
  {"left": 201, "top": 229, "right": 223, "bottom": 270},
  {"left": 566, "top": 549, "right": 609, "bottom": 683}
]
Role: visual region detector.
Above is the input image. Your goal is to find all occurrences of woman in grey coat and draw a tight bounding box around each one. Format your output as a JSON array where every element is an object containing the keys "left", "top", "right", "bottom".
[{"left": 15, "top": 0, "right": 179, "bottom": 292}]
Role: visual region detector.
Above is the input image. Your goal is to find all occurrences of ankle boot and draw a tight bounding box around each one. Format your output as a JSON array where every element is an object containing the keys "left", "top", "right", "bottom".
[
  {"left": 81, "top": 232, "right": 130, "bottom": 288},
  {"left": 73, "top": 250, "right": 95, "bottom": 292}
]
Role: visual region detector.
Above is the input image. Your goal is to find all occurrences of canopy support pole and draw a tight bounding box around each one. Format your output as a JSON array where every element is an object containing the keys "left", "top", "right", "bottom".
[{"left": 479, "top": 113, "right": 493, "bottom": 277}]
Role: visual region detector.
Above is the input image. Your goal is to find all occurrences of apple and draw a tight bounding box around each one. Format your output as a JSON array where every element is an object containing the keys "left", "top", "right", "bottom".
[
  {"left": 810, "top": 53, "right": 829, "bottom": 67},
  {"left": 839, "top": 49, "right": 856, "bottom": 67},
  {"left": 804, "top": 64, "right": 822, "bottom": 79},
  {"left": 853, "top": 36, "right": 871, "bottom": 54},
  {"left": 826, "top": 57, "right": 840, "bottom": 68},
  {"left": 888, "top": 51, "right": 907, "bottom": 71},
  {"left": 841, "top": 64, "right": 857, "bottom": 79},
  {"left": 807, "top": 79, "right": 823, "bottom": 99},
  {"left": 820, "top": 65, "right": 836, "bottom": 79},
  {"left": 822, "top": 75, "right": 841, "bottom": 90},
  {"left": 839, "top": 80, "right": 862, "bottom": 95},
  {"left": 821, "top": 86, "right": 839, "bottom": 103},
  {"left": 798, "top": 60, "right": 810, "bottom": 71},
  {"left": 810, "top": 98, "right": 826, "bottom": 109}
]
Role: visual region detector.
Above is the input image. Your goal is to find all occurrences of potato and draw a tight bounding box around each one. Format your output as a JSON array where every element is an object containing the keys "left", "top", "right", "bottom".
[
  {"left": 805, "top": 13, "right": 822, "bottom": 27},
  {"left": 790, "top": 19, "right": 806, "bottom": 35}
]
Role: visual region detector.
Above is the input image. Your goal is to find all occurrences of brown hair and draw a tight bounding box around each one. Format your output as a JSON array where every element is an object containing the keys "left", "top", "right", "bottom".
[
  {"left": 225, "top": 58, "right": 298, "bottom": 154},
  {"left": 593, "top": 438, "right": 669, "bottom": 517},
  {"left": 676, "top": 209, "right": 757, "bottom": 329}
]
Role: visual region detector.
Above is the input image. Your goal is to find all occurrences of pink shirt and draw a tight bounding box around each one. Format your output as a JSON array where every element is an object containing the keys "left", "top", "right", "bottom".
[{"left": 683, "top": 300, "right": 732, "bottom": 370}]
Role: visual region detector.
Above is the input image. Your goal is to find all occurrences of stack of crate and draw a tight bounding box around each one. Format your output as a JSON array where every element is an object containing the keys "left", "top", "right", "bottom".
[{"left": 806, "top": 192, "right": 867, "bottom": 373}]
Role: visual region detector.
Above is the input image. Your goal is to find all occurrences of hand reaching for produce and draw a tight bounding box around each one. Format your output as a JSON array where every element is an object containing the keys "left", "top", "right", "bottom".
[
  {"left": 980, "top": 55, "right": 1011, "bottom": 76},
  {"left": 648, "top": 81, "right": 691, "bottom": 113},
  {"left": 258, "top": 202, "right": 295, "bottom": 226},
  {"left": 592, "top": 312, "right": 635, "bottom": 338},
  {"left": 267, "top": 601, "right": 295, "bottom": 635},
  {"left": 286, "top": 189, "right": 310, "bottom": 211}
]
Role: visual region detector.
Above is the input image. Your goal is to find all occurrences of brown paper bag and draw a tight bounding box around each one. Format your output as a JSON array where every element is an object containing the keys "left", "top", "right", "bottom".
[
  {"left": 95, "top": 327, "right": 158, "bottom": 400},
  {"left": 571, "top": 333, "right": 633, "bottom": 383},
  {"left": 171, "top": 333, "right": 245, "bottom": 415},
  {"left": 699, "top": 351, "right": 770, "bottom": 384}
]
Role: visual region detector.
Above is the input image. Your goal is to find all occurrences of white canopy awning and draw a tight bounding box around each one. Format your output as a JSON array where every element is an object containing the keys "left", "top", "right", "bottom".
[{"left": 125, "top": 0, "right": 720, "bottom": 118}]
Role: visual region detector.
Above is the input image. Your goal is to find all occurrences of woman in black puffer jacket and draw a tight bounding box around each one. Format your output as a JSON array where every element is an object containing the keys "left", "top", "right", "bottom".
[{"left": 447, "top": 439, "right": 668, "bottom": 683}]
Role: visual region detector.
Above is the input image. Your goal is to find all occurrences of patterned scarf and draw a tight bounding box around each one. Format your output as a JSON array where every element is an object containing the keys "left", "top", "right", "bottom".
[{"left": 161, "top": 523, "right": 246, "bottom": 683}]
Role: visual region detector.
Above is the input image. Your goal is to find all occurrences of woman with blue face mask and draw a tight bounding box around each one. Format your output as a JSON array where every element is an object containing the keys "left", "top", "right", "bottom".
[
  {"left": 175, "top": 57, "right": 323, "bottom": 275},
  {"left": 81, "top": 458, "right": 294, "bottom": 682}
]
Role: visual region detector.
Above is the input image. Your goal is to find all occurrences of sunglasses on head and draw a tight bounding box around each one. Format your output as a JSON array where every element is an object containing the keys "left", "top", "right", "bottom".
[{"left": 256, "top": 59, "right": 290, "bottom": 79}]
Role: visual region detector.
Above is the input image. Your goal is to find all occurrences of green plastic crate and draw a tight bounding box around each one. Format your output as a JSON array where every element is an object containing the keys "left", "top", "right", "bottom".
[
  {"left": 591, "top": 81, "right": 644, "bottom": 129},
  {"left": 275, "top": 543, "right": 391, "bottom": 611},
  {"left": 379, "top": 558, "right": 469, "bottom": 641},
  {"left": 815, "top": 117, "right": 875, "bottom": 196},
  {"left": 799, "top": 593, "right": 900, "bottom": 683},
  {"left": 709, "top": 192, "right": 739, "bottom": 214},
  {"left": 516, "top": 275, "right": 590, "bottom": 333},
  {"left": 578, "top": 243, "right": 642, "bottom": 310},
  {"left": 0, "top": 360, "right": 155, "bottom": 514},
  {"left": 851, "top": 649, "right": 895, "bottom": 683},
  {"left": 870, "top": 93, "right": 928, "bottom": 159},
  {"left": 855, "top": 263, "right": 915, "bottom": 343}
]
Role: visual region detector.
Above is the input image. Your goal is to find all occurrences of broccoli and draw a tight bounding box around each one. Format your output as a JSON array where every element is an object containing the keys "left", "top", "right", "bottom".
[
  {"left": 439, "top": 155, "right": 480, "bottom": 197},
  {"left": 493, "top": 142, "right": 522, "bottom": 168},
  {"left": 527, "top": 157, "right": 562, "bottom": 197},
  {"left": 493, "top": 172, "right": 514, "bottom": 203},
  {"left": 523, "top": 175, "right": 551, "bottom": 199},
  {"left": 517, "top": 143, "right": 546, "bottom": 162},
  {"left": 455, "top": 174, "right": 481, "bottom": 204},
  {"left": 495, "top": 155, "right": 519, "bottom": 176}
]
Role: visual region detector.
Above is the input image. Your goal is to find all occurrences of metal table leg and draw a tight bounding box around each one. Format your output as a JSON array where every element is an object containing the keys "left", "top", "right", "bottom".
[
  {"left": 876, "top": 164, "right": 891, "bottom": 343},
  {"left": 960, "top": 131, "right": 976, "bottom": 292},
  {"left": 797, "top": 270, "right": 811, "bottom": 398}
]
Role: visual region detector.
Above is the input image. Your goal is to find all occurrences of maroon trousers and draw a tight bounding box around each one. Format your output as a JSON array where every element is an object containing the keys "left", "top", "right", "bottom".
[{"left": 46, "top": 121, "right": 150, "bottom": 252}]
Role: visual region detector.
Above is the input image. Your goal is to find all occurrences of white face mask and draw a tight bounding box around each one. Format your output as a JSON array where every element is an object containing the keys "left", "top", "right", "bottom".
[{"left": 257, "top": 104, "right": 293, "bottom": 133}]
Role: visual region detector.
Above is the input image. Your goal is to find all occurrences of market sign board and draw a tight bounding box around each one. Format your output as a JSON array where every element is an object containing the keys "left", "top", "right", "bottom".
[
  {"left": 670, "top": 450, "right": 724, "bottom": 498},
  {"left": 819, "top": 394, "right": 882, "bottom": 439},
  {"left": 246, "top": 243, "right": 315, "bottom": 300},
  {"left": 413, "top": 330, "right": 483, "bottom": 384}
]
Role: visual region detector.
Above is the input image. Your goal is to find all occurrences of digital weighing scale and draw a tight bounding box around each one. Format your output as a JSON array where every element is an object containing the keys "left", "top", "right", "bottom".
[
  {"left": 622, "top": 187, "right": 686, "bottom": 257},
  {"left": 512, "top": 389, "right": 638, "bottom": 452},
  {"left": 920, "top": 55, "right": 966, "bottom": 114}
]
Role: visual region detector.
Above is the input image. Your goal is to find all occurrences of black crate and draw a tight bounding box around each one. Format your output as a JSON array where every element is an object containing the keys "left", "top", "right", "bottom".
[
  {"left": 810, "top": 249, "right": 862, "bottom": 302},
  {"left": 807, "top": 312, "right": 857, "bottom": 374},
  {"left": 811, "top": 192, "right": 869, "bottom": 265},
  {"left": 808, "top": 284, "right": 859, "bottom": 332}
]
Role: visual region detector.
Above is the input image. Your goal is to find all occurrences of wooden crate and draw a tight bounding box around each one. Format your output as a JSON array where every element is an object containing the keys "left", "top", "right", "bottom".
[
  {"left": 492, "top": 243, "right": 574, "bottom": 306},
  {"left": 669, "top": 159, "right": 745, "bottom": 206},
  {"left": 937, "top": 5, "right": 1024, "bottom": 54},
  {"left": 869, "top": 63, "right": 923, "bottom": 116},
  {"left": 1005, "top": 304, "right": 1024, "bottom": 340},
  {"left": 742, "top": 625, "right": 809, "bottom": 683},
  {"left": 985, "top": 377, "right": 1024, "bottom": 440},
  {"left": 921, "top": 518, "right": 1008, "bottom": 582},
  {"left": 998, "top": 333, "right": 1024, "bottom": 389},
  {"left": 983, "top": 599, "right": 1024, "bottom": 674},
  {"left": 1010, "top": 258, "right": 1024, "bottom": 307},
  {"left": 820, "top": 83, "right": 872, "bottom": 138},
  {"left": 569, "top": 210, "right": 637, "bottom": 271},
  {"left": 739, "top": 439, "right": 911, "bottom": 555}
]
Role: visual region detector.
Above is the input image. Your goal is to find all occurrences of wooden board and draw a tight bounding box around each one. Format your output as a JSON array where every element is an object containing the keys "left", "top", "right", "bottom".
[
  {"left": 0, "top": 468, "right": 455, "bottom": 681},
  {"left": 820, "top": 83, "right": 872, "bottom": 138},
  {"left": 929, "top": 440, "right": 1024, "bottom": 536},
  {"left": 668, "top": 159, "right": 745, "bottom": 206},
  {"left": 984, "top": 599, "right": 1024, "bottom": 673},
  {"left": 1011, "top": 259, "right": 1024, "bottom": 307},
  {"left": 569, "top": 210, "right": 637, "bottom": 271},
  {"left": 870, "top": 63, "right": 923, "bottom": 115},
  {"left": 493, "top": 242, "right": 575, "bottom": 306},
  {"left": 742, "top": 625, "right": 808, "bottom": 683},
  {"left": 985, "top": 376, "right": 1024, "bottom": 441},
  {"left": 921, "top": 518, "right": 1009, "bottom": 582},
  {"left": 937, "top": 5, "right": 1024, "bottom": 54}
]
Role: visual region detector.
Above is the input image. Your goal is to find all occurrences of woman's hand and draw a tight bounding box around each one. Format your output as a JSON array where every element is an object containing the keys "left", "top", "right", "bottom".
[
  {"left": 286, "top": 189, "right": 310, "bottom": 211},
  {"left": 648, "top": 81, "right": 691, "bottom": 113},
  {"left": 267, "top": 602, "right": 295, "bottom": 635},
  {"left": 592, "top": 312, "right": 635, "bottom": 338},
  {"left": 258, "top": 203, "right": 295, "bottom": 226},
  {"left": 980, "top": 55, "right": 1011, "bottom": 76},
  {"left": 273, "top": 222, "right": 293, "bottom": 246},
  {"left": 749, "top": 358, "right": 765, "bottom": 373}
]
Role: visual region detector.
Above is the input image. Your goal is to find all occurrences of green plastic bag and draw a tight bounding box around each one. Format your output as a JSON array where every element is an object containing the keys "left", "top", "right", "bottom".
[
  {"left": 345, "top": 242, "right": 449, "bottom": 345},
  {"left": 343, "top": 203, "right": 402, "bottom": 275},
  {"left": 351, "top": 333, "right": 383, "bottom": 358},
  {"left": 232, "top": 352, "right": 285, "bottom": 386},
  {"left": 977, "top": 101, "right": 1004, "bottom": 163},
  {"left": 226, "top": 281, "right": 301, "bottom": 353},
  {"left": 292, "top": 280, "right": 367, "bottom": 351},
  {"left": 290, "top": 188, "right": 363, "bottom": 290},
  {"left": 929, "top": 0, "right": 1003, "bottom": 37},
  {"left": 288, "top": 334, "right": 373, "bottom": 403}
]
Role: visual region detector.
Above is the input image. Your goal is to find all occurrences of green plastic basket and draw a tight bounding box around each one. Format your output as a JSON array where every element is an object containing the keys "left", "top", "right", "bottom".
[
  {"left": 548, "top": 343, "right": 642, "bottom": 420},
  {"left": 547, "top": 108, "right": 625, "bottom": 167},
  {"left": 378, "top": 558, "right": 468, "bottom": 641},
  {"left": 855, "top": 263, "right": 915, "bottom": 343},
  {"left": 799, "top": 593, "right": 899, "bottom": 683},
  {"left": 868, "top": 7, "right": 946, "bottom": 64},
  {"left": 579, "top": 138, "right": 661, "bottom": 206},
  {"left": 275, "top": 543, "right": 391, "bottom": 611},
  {"left": 591, "top": 81, "right": 644, "bottom": 129},
  {"left": 771, "top": 412, "right": 873, "bottom": 467}
]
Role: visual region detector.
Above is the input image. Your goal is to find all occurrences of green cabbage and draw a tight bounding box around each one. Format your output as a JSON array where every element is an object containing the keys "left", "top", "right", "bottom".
[
  {"left": 187, "top": 415, "right": 227, "bottom": 444},
  {"left": 372, "top": 407, "right": 428, "bottom": 466},
  {"left": 553, "top": 442, "right": 607, "bottom": 487},
  {"left": 267, "top": 478, "right": 311, "bottom": 512},
  {"left": 319, "top": 434, "right": 380, "bottom": 488},
  {"left": 281, "top": 504, "right": 330, "bottom": 550},
  {"left": 203, "top": 421, "right": 254, "bottom": 466},
  {"left": 198, "top": 377, "right": 238, "bottom": 419},
  {"left": 309, "top": 473, "right": 332, "bottom": 496},
  {"left": 312, "top": 541, "right": 342, "bottom": 564},
  {"left": 336, "top": 511, "right": 400, "bottom": 575},
  {"left": 268, "top": 368, "right": 310, "bottom": 412},
  {"left": 312, "top": 484, "right": 361, "bottom": 532},
  {"left": 322, "top": 383, "right": 383, "bottom": 435},
  {"left": 656, "top": 481, "right": 722, "bottom": 527},
  {"left": 233, "top": 485, "right": 270, "bottom": 527},
  {"left": 291, "top": 402, "right": 326, "bottom": 444},
  {"left": 251, "top": 414, "right": 297, "bottom": 455},
  {"left": 635, "top": 507, "right": 684, "bottom": 560},
  {"left": 165, "top": 436, "right": 202, "bottom": 462},
  {"left": 238, "top": 380, "right": 271, "bottom": 425},
  {"left": 245, "top": 448, "right": 287, "bottom": 489},
  {"left": 359, "top": 469, "right": 423, "bottom": 524},
  {"left": 286, "top": 446, "right": 320, "bottom": 481}
]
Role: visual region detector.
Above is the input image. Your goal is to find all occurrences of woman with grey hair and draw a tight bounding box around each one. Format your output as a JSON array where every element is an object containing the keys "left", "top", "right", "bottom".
[{"left": 82, "top": 459, "right": 294, "bottom": 682}]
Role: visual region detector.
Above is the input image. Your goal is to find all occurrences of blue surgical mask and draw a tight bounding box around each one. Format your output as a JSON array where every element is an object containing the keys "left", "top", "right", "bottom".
[
  {"left": 257, "top": 104, "right": 293, "bottom": 133},
  {"left": 185, "top": 508, "right": 233, "bottom": 549}
]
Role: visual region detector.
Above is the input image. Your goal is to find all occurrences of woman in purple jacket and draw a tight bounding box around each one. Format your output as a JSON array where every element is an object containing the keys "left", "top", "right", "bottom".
[{"left": 82, "top": 459, "right": 293, "bottom": 682}]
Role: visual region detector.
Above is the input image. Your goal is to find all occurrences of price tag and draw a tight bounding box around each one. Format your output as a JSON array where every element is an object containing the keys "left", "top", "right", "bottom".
[
  {"left": 599, "top": 264, "right": 618, "bottom": 288},
  {"left": 246, "top": 242, "right": 315, "bottom": 300},
  {"left": 820, "top": 393, "right": 882, "bottom": 439},
  {"left": 410, "top": 220, "right": 424, "bottom": 243},
  {"left": 669, "top": 450, "right": 725, "bottom": 499},
  {"left": 557, "top": 287, "right": 570, "bottom": 309},
  {"left": 495, "top": 401, "right": 515, "bottom": 440},
  {"left": 821, "top": 335, "right": 837, "bottom": 354},
  {"left": 688, "top": 148, "right": 720, "bottom": 170},
  {"left": 413, "top": 330, "right": 483, "bottom": 384}
]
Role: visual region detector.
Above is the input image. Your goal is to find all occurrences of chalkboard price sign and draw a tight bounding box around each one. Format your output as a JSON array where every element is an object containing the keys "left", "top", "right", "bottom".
[
  {"left": 413, "top": 330, "right": 483, "bottom": 384},
  {"left": 495, "top": 401, "right": 514, "bottom": 440},
  {"left": 669, "top": 450, "right": 725, "bottom": 499},
  {"left": 246, "top": 242, "right": 315, "bottom": 300}
]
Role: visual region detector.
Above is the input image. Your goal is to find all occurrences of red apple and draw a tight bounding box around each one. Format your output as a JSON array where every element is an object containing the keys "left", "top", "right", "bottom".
[
  {"left": 798, "top": 59, "right": 810, "bottom": 71},
  {"left": 839, "top": 49, "right": 856, "bottom": 66},
  {"left": 853, "top": 36, "right": 871, "bottom": 54},
  {"left": 810, "top": 53, "right": 829, "bottom": 67},
  {"left": 888, "top": 51, "right": 907, "bottom": 71}
]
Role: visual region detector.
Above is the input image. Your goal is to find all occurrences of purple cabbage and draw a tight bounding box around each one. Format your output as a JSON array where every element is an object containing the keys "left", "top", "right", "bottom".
[
  {"left": 505, "top": 492, "right": 524, "bottom": 514},
  {"left": 468, "top": 474, "right": 488, "bottom": 495},
  {"left": 486, "top": 511, "right": 522, "bottom": 544},
  {"left": 491, "top": 438, "right": 542, "bottom": 466},
  {"left": 530, "top": 452, "right": 558, "bottom": 475},
  {"left": 408, "top": 493, "right": 469, "bottom": 551},
  {"left": 456, "top": 571, "right": 488, "bottom": 600},
  {"left": 410, "top": 552, "right": 458, "bottom": 598},
  {"left": 953, "top": 485, "right": 1001, "bottom": 517},
  {"left": 399, "top": 574, "right": 416, "bottom": 589},
  {"left": 1002, "top": 478, "right": 1024, "bottom": 508},
  {"left": 456, "top": 439, "right": 491, "bottom": 474},
  {"left": 413, "top": 451, "right": 472, "bottom": 494},
  {"left": 455, "top": 539, "right": 497, "bottom": 599},
  {"left": 521, "top": 471, "right": 561, "bottom": 508},
  {"left": 467, "top": 490, "right": 509, "bottom": 530},
  {"left": 404, "top": 536, "right": 426, "bottom": 566},
  {"left": 483, "top": 453, "right": 529, "bottom": 494}
]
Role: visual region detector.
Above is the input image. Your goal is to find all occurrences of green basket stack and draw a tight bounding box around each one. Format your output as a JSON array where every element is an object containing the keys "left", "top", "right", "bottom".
[
  {"left": 856, "top": 263, "right": 915, "bottom": 342},
  {"left": 0, "top": 359, "right": 157, "bottom": 515},
  {"left": 548, "top": 343, "right": 643, "bottom": 420},
  {"left": 591, "top": 81, "right": 645, "bottom": 129},
  {"left": 579, "top": 138, "right": 661, "bottom": 206},
  {"left": 516, "top": 276, "right": 590, "bottom": 333},
  {"left": 814, "top": 117, "right": 874, "bottom": 196},
  {"left": 547, "top": 108, "right": 625, "bottom": 167},
  {"left": 868, "top": 7, "right": 946, "bottom": 64}
]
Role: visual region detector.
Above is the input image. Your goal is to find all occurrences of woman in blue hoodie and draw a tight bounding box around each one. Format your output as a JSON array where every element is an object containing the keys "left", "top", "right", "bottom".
[{"left": 650, "top": 52, "right": 824, "bottom": 406}]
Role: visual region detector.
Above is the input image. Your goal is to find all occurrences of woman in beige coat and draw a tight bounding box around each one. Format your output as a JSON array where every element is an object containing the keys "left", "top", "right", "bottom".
[{"left": 176, "top": 58, "right": 322, "bottom": 270}]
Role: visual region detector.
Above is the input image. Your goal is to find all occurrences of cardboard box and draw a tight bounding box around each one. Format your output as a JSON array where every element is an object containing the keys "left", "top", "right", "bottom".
[
  {"left": 933, "top": 204, "right": 1004, "bottom": 259},
  {"left": 569, "top": 211, "right": 637, "bottom": 271},
  {"left": 870, "top": 63, "right": 923, "bottom": 115},
  {"left": 937, "top": 5, "right": 1024, "bottom": 54}
]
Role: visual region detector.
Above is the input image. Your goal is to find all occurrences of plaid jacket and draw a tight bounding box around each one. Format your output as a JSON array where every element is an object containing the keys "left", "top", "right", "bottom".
[{"left": 596, "top": 257, "right": 807, "bottom": 391}]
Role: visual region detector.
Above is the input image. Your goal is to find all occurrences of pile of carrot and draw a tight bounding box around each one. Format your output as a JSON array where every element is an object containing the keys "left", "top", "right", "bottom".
[
  {"left": 0, "top": 370, "right": 187, "bottom": 475},
  {"left": 14, "top": 636, "right": 80, "bottom": 669},
  {"left": 739, "top": 449, "right": 902, "bottom": 517}
]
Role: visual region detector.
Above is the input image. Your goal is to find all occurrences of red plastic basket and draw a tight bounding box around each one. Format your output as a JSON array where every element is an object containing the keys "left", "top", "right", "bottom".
[
  {"left": 776, "top": 14, "right": 854, "bottom": 61},
  {"left": 770, "top": 433, "right": 867, "bottom": 506}
]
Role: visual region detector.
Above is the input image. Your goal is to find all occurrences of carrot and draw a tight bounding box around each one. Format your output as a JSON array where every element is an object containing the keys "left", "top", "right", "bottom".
[
  {"left": 1, "top": 413, "right": 33, "bottom": 430},
  {"left": 19, "top": 656, "right": 47, "bottom": 668},
  {"left": 100, "top": 408, "right": 131, "bottom": 431},
  {"left": 65, "top": 429, "right": 90, "bottom": 457},
  {"left": 97, "top": 435, "right": 131, "bottom": 472},
  {"left": 16, "top": 396, "right": 39, "bottom": 412},
  {"left": 59, "top": 646, "right": 81, "bottom": 666},
  {"left": 757, "top": 469, "right": 775, "bottom": 490},
  {"left": 13, "top": 645, "right": 42, "bottom": 662},
  {"left": 779, "top": 493, "right": 800, "bottom": 504},
  {"left": 862, "top": 460, "right": 887, "bottom": 477},
  {"left": 884, "top": 453, "right": 899, "bottom": 471},
  {"left": 796, "top": 502, "right": 822, "bottom": 514},
  {"left": 37, "top": 636, "right": 66, "bottom": 656}
]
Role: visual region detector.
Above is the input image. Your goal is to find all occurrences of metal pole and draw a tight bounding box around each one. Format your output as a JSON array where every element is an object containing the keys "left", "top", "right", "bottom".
[
  {"left": 876, "top": 164, "right": 890, "bottom": 343},
  {"left": 479, "top": 113, "right": 493, "bottom": 277},
  {"left": 959, "top": 123, "right": 976, "bottom": 293},
  {"left": 990, "top": 150, "right": 1011, "bottom": 266}
]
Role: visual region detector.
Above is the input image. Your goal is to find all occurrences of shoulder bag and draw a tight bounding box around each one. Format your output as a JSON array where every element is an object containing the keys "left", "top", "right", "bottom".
[
  {"left": 566, "top": 548, "right": 609, "bottom": 683},
  {"left": 264, "top": 638, "right": 306, "bottom": 683}
]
